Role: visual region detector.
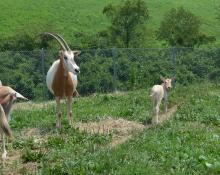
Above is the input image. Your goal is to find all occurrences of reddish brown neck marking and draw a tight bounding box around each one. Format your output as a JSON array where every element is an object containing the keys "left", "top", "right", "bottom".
[{"left": 51, "top": 56, "right": 74, "bottom": 97}]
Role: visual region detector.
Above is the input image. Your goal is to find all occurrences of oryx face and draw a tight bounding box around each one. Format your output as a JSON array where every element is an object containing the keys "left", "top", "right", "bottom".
[
  {"left": 63, "top": 50, "right": 80, "bottom": 75},
  {"left": 42, "top": 32, "right": 81, "bottom": 75}
]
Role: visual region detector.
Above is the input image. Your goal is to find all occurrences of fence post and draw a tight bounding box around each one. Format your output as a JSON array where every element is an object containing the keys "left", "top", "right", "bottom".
[
  {"left": 171, "top": 47, "right": 177, "bottom": 87},
  {"left": 112, "top": 47, "right": 118, "bottom": 93},
  {"left": 40, "top": 48, "right": 47, "bottom": 101}
]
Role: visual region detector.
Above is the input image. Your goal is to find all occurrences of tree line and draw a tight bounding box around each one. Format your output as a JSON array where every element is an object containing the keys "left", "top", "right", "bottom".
[{"left": 0, "top": 48, "right": 220, "bottom": 101}]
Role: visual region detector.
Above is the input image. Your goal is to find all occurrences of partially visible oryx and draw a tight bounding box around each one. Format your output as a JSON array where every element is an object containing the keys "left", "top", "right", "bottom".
[
  {"left": 0, "top": 81, "right": 27, "bottom": 164},
  {"left": 43, "top": 33, "right": 81, "bottom": 128},
  {"left": 150, "top": 76, "right": 175, "bottom": 124}
]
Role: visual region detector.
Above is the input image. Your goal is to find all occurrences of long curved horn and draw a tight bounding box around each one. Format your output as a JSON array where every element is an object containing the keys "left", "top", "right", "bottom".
[
  {"left": 54, "top": 34, "right": 71, "bottom": 51},
  {"left": 42, "top": 32, "right": 67, "bottom": 50}
]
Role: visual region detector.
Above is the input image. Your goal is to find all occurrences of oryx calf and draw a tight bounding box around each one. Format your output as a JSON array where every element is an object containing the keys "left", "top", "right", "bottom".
[{"left": 150, "top": 76, "right": 175, "bottom": 124}]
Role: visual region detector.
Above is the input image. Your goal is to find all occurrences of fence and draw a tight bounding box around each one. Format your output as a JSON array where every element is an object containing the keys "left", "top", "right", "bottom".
[{"left": 0, "top": 47, "right": 220, "bottom": 101}]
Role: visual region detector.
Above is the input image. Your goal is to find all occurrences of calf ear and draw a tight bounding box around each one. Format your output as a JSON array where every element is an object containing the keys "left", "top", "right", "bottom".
[
  {"left": 73, "top": 51, "right": 81, "bottom": 57},
  {"left": 171, "top": 76, "right": 176, "bottom": 81},
  {"left": 160, "top": 76, "right": 166, "bottom": 82}
]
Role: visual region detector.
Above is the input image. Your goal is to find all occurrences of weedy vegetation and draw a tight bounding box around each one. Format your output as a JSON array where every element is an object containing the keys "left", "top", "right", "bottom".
[{"left": 1, "top": 83, "right": 220, "bottom": 174}]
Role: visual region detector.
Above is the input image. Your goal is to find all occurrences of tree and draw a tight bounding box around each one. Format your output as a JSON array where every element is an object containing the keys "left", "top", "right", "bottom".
[
  {"left": 102, "top": 0, "right": 149, "bottom": 48},
  {"left": 156, "top": 7, "right": 215, "bottom": 47}
]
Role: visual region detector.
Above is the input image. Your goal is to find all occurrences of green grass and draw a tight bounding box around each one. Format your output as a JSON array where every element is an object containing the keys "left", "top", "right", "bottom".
[
  {"left": 2, "top": 83, "right": 220, "bottom": 174},
  {"left": 0, "top": 0, "right": 219, "bottom": 47},
  {"left": 11, "top": 90, "right": 152, "bottom": 131}
]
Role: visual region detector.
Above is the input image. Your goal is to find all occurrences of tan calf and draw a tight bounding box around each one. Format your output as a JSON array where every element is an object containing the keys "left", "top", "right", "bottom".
[{"left": 150, "top": 76, "right": 175, "bottom": 124}]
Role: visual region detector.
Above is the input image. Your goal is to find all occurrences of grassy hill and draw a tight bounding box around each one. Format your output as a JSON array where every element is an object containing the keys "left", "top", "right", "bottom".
[
  {"left": 0, "top": 0, "right": 220, "bottom": 47},
  {"left": 2, "top": 83, "right": 220, "bottom": 174}
]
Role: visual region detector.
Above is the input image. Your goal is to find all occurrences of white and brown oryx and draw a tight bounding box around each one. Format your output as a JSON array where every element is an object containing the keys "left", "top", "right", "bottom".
[{"left": 44, "top": 33, "right": 81, "bottom": 128}]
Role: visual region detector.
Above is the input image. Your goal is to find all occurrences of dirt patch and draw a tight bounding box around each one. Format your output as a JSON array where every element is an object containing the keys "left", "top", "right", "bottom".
[
  {"left": 73, "top": 118, "right": 145, "bottom": 135},
  {"left": 73, "top": 118, "right": 146, "bottom": 148},
  {"left": 0, "top": 150, "right": 21, "bottom": 175},
  {"left": 73, "top": 105, "right": 178, "bottom": 148},
  {"left": 20, "top": 162, "right": 39, "bottom": 174},
  {"left": 0, "top": 128, "right": 48, "bottom": 174}
]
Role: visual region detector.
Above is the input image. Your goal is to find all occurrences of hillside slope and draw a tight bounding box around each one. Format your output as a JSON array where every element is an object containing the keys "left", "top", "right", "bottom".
[{"left": 0, "top": 0, "right": 219, "bottom": 47}]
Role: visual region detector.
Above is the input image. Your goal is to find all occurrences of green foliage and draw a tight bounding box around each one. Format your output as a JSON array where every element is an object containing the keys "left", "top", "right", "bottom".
[
  {"left": 157, "top": 7, "right": 216, "bottom": 47},
  {"left": 22, "top": 148, "right": 45, "bottom": 163},
  {"left": 1, "top": 48, "right": 220, "bottom": 101},
  {"left": 0, "top": 34, "right": 35, "bottom": 51},
  {"left": 102, "top": 0, "right": 149, "bottom": 47},
  {"left": 0, "top": 0, "right": 220, "bottom": 48},
  {"left": 175, "top": 84, "right": 220, "bottom": 125},
  {"left": 5, "top": 83, "right": 220, "bottom": 174},
  {"left": 78, "top": 51, "right": 114, "bottom": 94}
]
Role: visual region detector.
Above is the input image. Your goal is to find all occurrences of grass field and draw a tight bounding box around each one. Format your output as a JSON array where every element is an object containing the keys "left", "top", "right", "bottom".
[
  {"left": 1, "top": 83, "right": 220, "bottom": 174},
  {"left": 0, "top": 0, "right": 220, "bottom": 47}
]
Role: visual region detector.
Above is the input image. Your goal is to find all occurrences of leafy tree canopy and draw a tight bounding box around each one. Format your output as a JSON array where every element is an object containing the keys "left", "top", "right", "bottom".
[
  {"left": 102, "top": 0, "right": 149, "bottom": 48},
  {"left": 156, "top": 7, "right": 215, "bottom": 47}
]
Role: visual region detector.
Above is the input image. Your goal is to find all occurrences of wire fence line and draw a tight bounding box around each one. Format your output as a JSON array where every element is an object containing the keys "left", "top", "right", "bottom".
[{"left": 0, "top": 47, "right": 220, "bottom": 101}]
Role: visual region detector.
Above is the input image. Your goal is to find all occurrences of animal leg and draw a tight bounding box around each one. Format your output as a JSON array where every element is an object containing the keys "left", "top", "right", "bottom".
[
  {"left": 155, "top": 105, "right": 159, "bottom": 124},
  {"left": 151, "top": 98, "right": 156, "bottom": 124},
  {"left": 55, "top": 97, "right": 61, "bottom": 128},
  {"left": 154, "top": 100, "right": 161, "bottom": 124},
  {"left": 67, "top": 96, "right": 73, "bottom": 126},
  {"left": 164, "top": 99, "right": 168, "bottom": 113},
  {"left": 2, "top": 133, "right": 7, "bottom": 166}
]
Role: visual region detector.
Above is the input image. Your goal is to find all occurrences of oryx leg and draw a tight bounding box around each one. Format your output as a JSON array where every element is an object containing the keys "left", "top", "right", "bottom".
[
  {"left": 55, "top": 97, "right": 61, "bottom": 128},
  {"left": 2, "top": 133, "right": 7, "bottom": 166},
  {"left": 67, "top": 96, "right": 73, "bottom": 126}
]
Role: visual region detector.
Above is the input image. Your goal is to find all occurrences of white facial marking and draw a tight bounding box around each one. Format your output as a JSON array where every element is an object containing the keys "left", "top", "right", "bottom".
[
  {"left": 165, "top": 79, "right": 172, "bottom": 90},
  {"left": 63, "top": 51, "right": 80, "bottom": 74}
]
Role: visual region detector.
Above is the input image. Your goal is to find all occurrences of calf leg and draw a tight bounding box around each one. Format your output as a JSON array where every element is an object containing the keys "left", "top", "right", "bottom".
[
  {"left": 152, "top": 99, "right": 161, "bottom": 124},
  {"left": 164, "top": 92, "right": 168, "bottom": 113},
  {"left": 67, "top": 96, "right": 73, "bottom": 126},
  {"left": 151, "top": 98, "right": 156, "bottom": 124},
  {"left": 55, "top": 97, "right": 61, "bottom": 128},
  {"left": 155, "top": 103, "right": 160, "bottom": 124}
]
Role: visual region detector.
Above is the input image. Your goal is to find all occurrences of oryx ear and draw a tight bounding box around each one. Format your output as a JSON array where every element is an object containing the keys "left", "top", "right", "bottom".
[
  {"left": 160, "top": 76, "right": 166, "bottom": 82},
  {"left": 0, "top": 80, "right": 2, "bottom": 86},
  {"left": 73, "top": 51, "right": 81, "bottom": 57},
  {"left": 59, "top": 50, "right": 64, "bottom": 57}
]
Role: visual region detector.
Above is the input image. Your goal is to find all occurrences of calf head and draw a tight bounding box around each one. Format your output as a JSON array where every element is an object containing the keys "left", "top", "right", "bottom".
[{"left": 160, "top": 76, "right": 176, "bottom": 91}]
